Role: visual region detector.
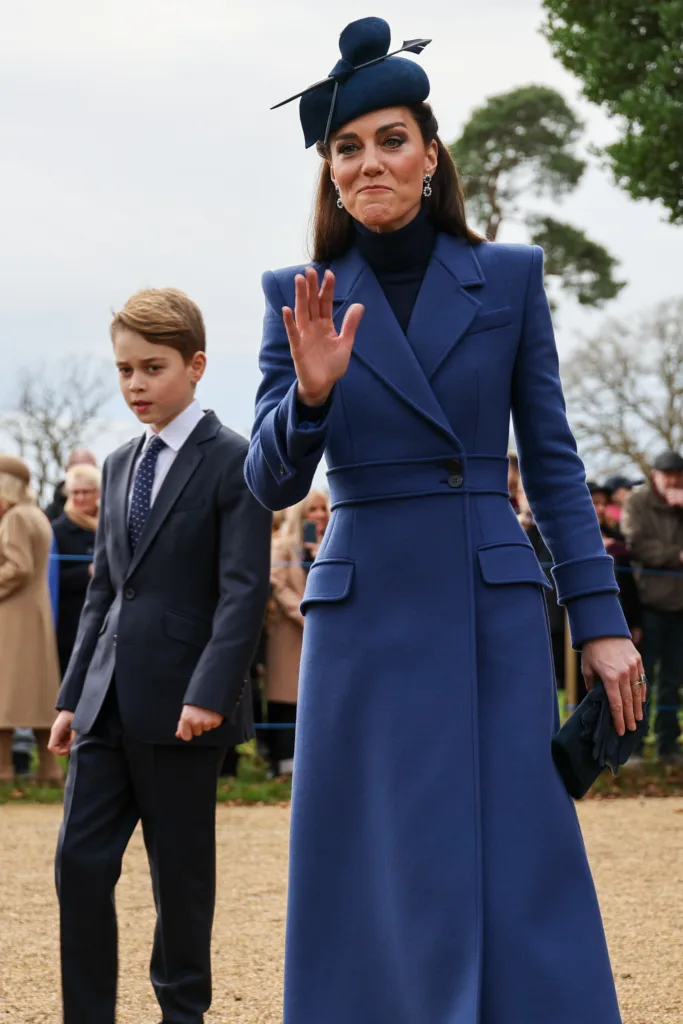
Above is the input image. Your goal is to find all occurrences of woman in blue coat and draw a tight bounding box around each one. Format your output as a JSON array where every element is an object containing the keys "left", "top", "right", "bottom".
[{"left": 245, "top": 17, "right": 645, "bottom": 1024}]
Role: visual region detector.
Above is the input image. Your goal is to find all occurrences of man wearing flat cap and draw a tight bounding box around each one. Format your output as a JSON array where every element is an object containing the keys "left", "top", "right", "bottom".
[{"left": 621, "top": 451, "right": 683, "bottom": 765}]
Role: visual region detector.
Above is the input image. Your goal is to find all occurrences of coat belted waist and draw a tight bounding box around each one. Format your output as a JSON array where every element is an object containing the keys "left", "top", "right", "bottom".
[{"left": 327, "top": 455, "right": 510, "bottom": 508}]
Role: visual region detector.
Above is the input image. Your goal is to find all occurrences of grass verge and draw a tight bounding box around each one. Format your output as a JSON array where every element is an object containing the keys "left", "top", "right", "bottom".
[{"left": 1, "top": 753, "right": 680, "bottom": 806}]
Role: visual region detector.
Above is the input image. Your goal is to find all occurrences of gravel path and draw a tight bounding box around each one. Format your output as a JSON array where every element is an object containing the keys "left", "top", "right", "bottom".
[{"left": 1, "top": 799, "right": 681, "bottom": 1023}]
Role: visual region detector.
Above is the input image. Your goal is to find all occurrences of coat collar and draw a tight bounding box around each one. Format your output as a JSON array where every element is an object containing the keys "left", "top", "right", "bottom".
[{"left": 330, "top": 233, "right": 484, "bottom": 444}]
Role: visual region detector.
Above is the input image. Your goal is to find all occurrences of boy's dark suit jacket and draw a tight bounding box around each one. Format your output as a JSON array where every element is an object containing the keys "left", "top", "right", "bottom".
[{"left": 56, "top": 411, "right": 271, "bottom": 745}]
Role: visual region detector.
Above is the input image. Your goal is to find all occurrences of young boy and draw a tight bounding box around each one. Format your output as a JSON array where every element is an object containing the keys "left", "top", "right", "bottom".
[{"left": 49, "top": 288, "right": 271, "bottom": 1024}]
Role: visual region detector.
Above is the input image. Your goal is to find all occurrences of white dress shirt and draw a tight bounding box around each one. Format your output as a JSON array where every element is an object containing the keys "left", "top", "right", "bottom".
[{"left": 128, "top": 399, "right": 205, "bottom": 512}]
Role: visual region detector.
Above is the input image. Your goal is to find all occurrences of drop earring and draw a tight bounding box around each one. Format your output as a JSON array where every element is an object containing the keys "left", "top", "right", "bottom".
[
  {"left": 335, "top": 185, "right": 344, "bottom": 209},
  {"left": 422, "top": 173, "right": 433, "bottom": 198}
]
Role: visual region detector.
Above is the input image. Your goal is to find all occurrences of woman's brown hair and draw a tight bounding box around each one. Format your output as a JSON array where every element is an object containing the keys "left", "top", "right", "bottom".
[{"left": 310, "top": 102, "right": 482, "bottom": 262}]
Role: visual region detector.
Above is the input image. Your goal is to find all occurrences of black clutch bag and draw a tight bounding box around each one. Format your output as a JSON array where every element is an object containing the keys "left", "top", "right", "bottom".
[{"left": 551, "top": 679, "right": 649, "bottom": 800}]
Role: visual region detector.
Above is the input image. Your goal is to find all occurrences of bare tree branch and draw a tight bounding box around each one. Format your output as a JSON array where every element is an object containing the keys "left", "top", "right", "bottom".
[
  {"left": 563, "top": 299, "right": 683, "bottom": 475},
  {"left": 0, "top": 360, "right": 114, "bottom": 504}
]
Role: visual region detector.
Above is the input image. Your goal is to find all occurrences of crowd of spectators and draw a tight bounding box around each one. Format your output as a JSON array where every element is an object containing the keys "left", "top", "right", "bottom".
[
  {"left": 0, "top": 443, "right": 681, "bottom": 784},
  {"left": 513, "top": 450, "right": 683, "bottom": 767}
]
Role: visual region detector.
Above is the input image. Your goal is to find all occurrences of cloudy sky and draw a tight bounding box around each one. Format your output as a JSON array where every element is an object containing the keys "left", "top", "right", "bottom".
[{"left": 1, "top": 0, "right": 680, "bottom": 463}]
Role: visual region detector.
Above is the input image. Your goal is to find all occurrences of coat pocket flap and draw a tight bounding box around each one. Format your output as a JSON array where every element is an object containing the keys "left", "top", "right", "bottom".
[
  {"left": 478, "top": 543, "right": 551, "bottom": 589},
  {"left": 163, "top": 609, "right": 212, "bottom": 648},
  {"left": 300, "top": 559, "right": 355, "bottom": 614}
]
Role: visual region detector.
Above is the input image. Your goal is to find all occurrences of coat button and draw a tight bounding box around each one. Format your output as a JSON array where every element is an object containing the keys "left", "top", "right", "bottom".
[
  {"left": 445, "top": 458, "right": 463, "bottom": 488},
  {"left": 124, "top": 588, "right": 135, "bottom": 600},
  {"left": 279, "top": 463, "right": 286, "bottom": 476}
]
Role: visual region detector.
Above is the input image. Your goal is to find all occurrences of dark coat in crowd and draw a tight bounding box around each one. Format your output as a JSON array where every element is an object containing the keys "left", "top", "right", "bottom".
[
  {"left": 622, "top": 483, "right": 683, "bottom": 611},
  {"left": 526, "top": 522, "right": 564, "bottom": 634},
  {"left": 45, "top": 481, "right": 67, "bottom": 521},
  {"left": 51, "top": 513, "right": 96, "bottom": 676},
  {"left": 603, "top": 533, "right": 642, "bottom": 630}
]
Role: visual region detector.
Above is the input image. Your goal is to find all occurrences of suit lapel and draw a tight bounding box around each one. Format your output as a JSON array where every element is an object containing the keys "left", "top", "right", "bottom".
[
  {"left": 331, "top": 247, "right": 458, "bottom": 444},
  {"left": 111, "top": 437, "right": 142, "bottom": 570},
  {"left": 125, "top": 412, "right": 220, "bottom": 577},
  {"left": 406, "top": 234, "right": 485, "bottom": 381}
]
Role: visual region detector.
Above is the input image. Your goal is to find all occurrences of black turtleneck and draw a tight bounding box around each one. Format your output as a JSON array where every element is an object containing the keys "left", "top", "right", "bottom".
[{"left": 354, "top": 206, "right": 436, "bottom": 333}]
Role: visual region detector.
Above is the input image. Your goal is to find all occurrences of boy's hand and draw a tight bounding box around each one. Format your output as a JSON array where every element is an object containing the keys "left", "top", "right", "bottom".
[
  {"left": 176, "top": 705, "right": 224, "bottom": 741},
  {"left": 48, "top": 711, "right": 76, "bottom": 756}
]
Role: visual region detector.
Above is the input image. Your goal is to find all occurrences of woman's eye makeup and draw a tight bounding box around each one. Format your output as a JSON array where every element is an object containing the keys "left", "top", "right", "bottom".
[{"left": 337, "top": 133, "right": 406, "bottom": 155}]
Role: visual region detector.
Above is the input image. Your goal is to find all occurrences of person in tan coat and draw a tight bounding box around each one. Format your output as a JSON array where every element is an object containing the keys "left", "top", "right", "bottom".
[
  {"left": 266, "top": 489, "right": 329, "bottom": 775},
  {"left": 0, "top": 455, "right": 62, "bottom": 784}
]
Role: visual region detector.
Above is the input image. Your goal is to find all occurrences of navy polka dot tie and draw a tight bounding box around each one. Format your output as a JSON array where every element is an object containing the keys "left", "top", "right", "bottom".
[{"left": 128, "top": 435, "right": 166, "bottom": 551}]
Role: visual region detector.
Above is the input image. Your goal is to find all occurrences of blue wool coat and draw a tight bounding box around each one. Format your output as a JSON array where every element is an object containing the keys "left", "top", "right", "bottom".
[{"left": 245, "top": 234, "right": 630, "bottom": 1024}]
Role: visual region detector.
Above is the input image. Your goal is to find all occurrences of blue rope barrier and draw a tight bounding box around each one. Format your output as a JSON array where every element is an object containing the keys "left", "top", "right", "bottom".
[
  {"left": 254, "top": 723, "right": 296, "bottom": 729},
  {"left": 49, "top": 554, "right": 93, "bottom": 562},
  {"left": 45, "top": 559, "right": 682, "bottom": 715}
]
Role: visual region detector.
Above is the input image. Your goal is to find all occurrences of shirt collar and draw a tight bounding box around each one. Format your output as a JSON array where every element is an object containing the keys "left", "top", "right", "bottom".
[{"left": 143, "top": 399, "right": 205, "bottom": 453}]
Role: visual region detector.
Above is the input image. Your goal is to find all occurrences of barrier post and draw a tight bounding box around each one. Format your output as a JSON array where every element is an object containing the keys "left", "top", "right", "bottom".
[{"left": 564, "top": 610, "right": 578, "bottom": 713}]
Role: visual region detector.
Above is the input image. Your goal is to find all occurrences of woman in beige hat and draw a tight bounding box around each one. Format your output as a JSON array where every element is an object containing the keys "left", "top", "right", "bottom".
[{"left": 0, "top": 454, "right": 62, "bottom": 784}]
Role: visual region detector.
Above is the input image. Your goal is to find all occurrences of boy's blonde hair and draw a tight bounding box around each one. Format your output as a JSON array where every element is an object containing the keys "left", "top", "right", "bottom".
[{"left": 111, "top": 288, "right": 205, "bottom": 363}]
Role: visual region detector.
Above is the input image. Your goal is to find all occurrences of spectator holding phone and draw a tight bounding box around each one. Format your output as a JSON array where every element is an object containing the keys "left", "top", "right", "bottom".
[{"left": 265, "top": 490, "right": 329, "bottom": 775}]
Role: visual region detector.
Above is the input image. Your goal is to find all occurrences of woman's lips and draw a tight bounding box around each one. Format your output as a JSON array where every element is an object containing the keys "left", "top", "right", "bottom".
[
  {"left": 359, "top": 186, "right": 391, "bottom": 193},
  {"left": 133, "top": 401, "right": 151, "bottom": 410}
]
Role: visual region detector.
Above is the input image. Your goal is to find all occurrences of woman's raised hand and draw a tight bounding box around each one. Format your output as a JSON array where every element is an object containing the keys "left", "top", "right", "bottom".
[{"left": 283, "top": 267, "right": 364, "bottom": 407}]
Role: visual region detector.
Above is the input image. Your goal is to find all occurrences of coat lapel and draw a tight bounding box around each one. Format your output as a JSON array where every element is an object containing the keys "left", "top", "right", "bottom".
[
  {"left": 406, "top": 234, "right": 485, "bottom": 381},
  {"left": 331, "top": 247, "right": 458, "bottom": 445},
  {"left": 125, "top": 412, "right": 220, "bottom": 578}
]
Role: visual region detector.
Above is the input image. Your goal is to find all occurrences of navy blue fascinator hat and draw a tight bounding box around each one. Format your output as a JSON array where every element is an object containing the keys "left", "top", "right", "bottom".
[{"left": 272, "top": 17, "right": 432, "bottom": 148}]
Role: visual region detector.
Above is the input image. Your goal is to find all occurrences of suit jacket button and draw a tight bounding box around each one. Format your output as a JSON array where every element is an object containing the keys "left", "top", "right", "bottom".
[
  {"left": 124, "top": 588, "right": 135, "bottom": 600},
  {"left": 279, "top": 463, "right": 286, "bottom": 476},
  {"left": 448, "top": 474, "right": 464, "bottom": 489}
]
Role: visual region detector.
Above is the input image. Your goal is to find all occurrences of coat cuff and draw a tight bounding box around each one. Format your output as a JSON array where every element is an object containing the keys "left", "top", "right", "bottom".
[
  {"left": 565, "top": 592, "right": 631, "bottom": 650},
  {"left": 551, "top": 554, "right": 619, "bottom": 603},
  {"left": 259, "top": 380, "right": 333, "bottom": 483}
]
